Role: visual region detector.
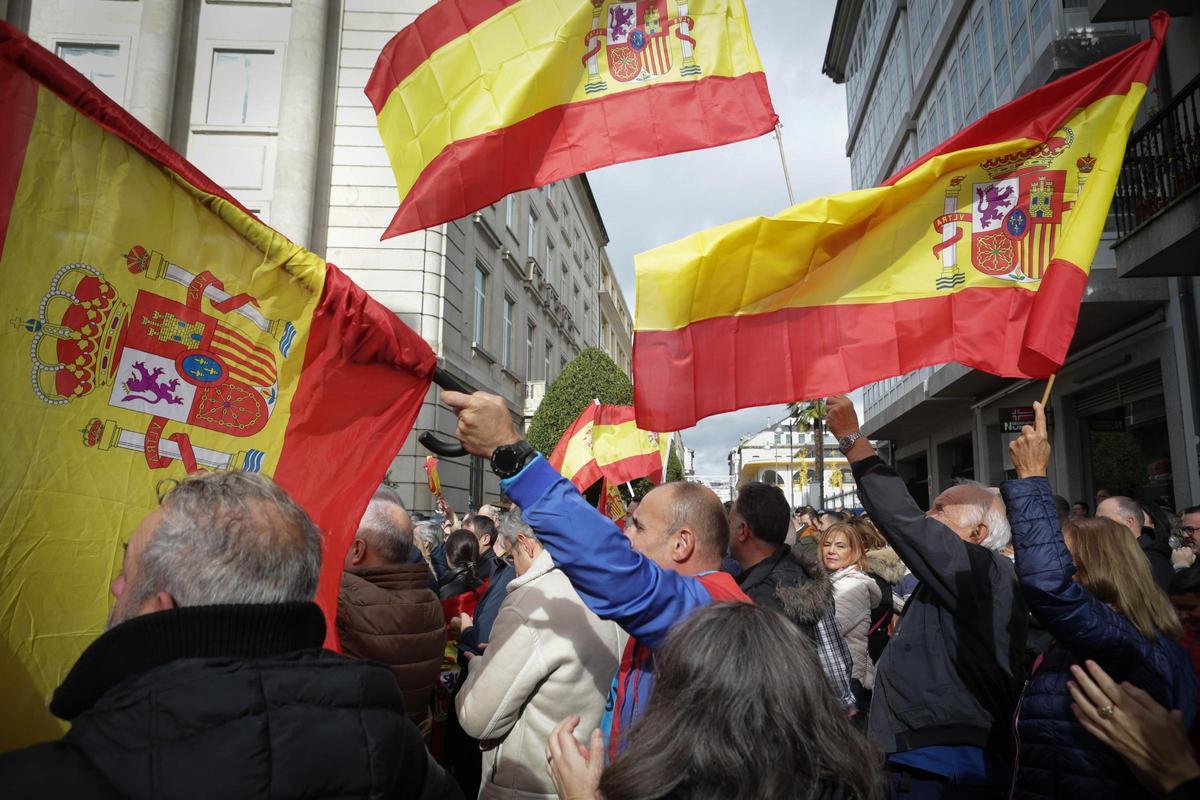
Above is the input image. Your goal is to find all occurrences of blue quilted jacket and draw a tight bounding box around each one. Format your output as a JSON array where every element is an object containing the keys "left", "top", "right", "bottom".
[{"left": 1002, "top": 478, "right": 1197, "bottom": 800}]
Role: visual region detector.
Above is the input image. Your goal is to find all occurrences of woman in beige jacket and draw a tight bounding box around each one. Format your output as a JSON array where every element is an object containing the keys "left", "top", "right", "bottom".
[{"left": 455, "top": 512, "right": 623, "bottom": 800}]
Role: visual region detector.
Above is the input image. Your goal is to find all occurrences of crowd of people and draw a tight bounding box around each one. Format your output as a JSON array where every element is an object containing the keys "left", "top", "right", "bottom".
[{"left": 2, "top": 390, "right": 1200, "bottom": 800}]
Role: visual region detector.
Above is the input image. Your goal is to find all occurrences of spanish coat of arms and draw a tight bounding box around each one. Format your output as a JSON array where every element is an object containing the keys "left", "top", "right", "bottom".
[
  {"left": 16, "top": 246, "right": 297, "bottom": 474},
  {"left": 582, "top": 0, "right": 700, "bottom": 93},
  {"left": 930, "top": 128, "right": 1096, "bottom": 290}
]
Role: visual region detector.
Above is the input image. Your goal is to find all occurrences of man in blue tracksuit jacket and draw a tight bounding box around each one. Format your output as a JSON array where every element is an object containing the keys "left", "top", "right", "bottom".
[{"left": 442, "top": 390, "right": 750, "bottom": 758}]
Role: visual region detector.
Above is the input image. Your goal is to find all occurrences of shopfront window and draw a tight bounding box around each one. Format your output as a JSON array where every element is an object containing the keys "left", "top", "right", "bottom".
[{"left": 1085, "top": 394, "right": 1173, "bottom": 508}]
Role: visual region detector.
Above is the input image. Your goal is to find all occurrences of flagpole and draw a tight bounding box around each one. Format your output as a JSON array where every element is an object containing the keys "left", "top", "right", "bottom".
[
  {"left": 1040, "top": 374, "right": 1057, "bottom": 408},
  {"left": 774, "top": 123, "right": 796, "bottom": 205}
]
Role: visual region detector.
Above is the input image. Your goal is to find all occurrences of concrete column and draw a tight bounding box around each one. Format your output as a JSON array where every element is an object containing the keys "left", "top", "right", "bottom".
[
  {"left": 270, "top": 0, "right": 329, "bottom": 248},
  {"left": 128, "top": 0, "right": 183, "bottom": 139}
]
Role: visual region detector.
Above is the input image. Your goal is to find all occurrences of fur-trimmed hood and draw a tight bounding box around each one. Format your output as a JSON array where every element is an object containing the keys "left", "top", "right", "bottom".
[
  {"left": 865, "top": 547, "right": 908, "bottom": 585},
  {"left": 775, "top": 544, "right": 835, "bottom": 627}
]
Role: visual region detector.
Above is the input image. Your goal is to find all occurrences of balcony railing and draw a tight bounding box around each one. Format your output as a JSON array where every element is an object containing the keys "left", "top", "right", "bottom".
[{"left": 1113, "top": 73, "right": 1200, "bottom": 239}]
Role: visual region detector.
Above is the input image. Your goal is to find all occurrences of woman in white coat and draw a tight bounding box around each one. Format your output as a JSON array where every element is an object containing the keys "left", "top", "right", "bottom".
[
  {"left": 455, "top": 511, "right": 623, "bottom": 799},
  {"left": 820, "top": 521, "right": 881, "bottom": 714}
]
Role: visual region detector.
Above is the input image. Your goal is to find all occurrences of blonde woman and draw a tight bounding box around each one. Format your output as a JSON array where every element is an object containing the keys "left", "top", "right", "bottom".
[
  {"left": 1005, "top": 403, "right": 1197, "bottom": 799},
  {"left": 820, "top": 521, "right": 881, "bottom": 712}
]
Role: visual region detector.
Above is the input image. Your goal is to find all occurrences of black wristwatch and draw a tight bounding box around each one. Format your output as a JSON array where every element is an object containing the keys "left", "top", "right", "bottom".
[{"left": 490, "top": 440, "right": 537, "bottom": 478}]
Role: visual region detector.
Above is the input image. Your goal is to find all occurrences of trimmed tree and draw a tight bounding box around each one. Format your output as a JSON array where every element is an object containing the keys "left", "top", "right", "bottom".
[
  {"left": 526, "top": 347, "right": 634, "bottom": 456},
  {"left": 666, "top": 446, "right": 684, "bottom": 482}
]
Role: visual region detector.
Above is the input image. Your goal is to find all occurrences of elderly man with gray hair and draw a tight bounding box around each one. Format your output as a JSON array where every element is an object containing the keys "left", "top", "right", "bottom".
[
  {"left": 455, "top": 511, "right": 623, "bottom": 800},
  {"left": 0, "top": 471, "right": 461, "bottom": 800},
  {"left": 826, "top": 396, "right": 1028, "bottom": 800}
]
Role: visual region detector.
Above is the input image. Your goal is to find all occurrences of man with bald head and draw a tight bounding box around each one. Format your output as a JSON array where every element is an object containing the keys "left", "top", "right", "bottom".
[
  {"left": 338, "top": 487, "right": 446, "bottom": 738},
  {"left": 440, "top": 390, "right": 749, "bottom": 757},
  {"left": 827, "top": 396, "right": 1027, "bottom": 800},
  {"left": 1097, "top": 495, "right": 1174, "bottom": 591}
]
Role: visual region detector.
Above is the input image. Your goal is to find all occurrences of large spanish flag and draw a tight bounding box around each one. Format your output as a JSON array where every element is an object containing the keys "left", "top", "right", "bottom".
[
  {"left": 549, "top": 402, "right": 671, "bottom": 491},
  {"left": 633, "top": 14, "right": 1167, "bottom": 431},
  {"left": 0, "top": 23, "right": 434, "bottom": 746},
  {"left": 366, "top": 0, "right": 777, "bottom": 237}
]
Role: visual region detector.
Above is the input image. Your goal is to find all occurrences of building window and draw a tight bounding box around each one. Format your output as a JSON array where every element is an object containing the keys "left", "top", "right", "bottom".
[
  {"left": 545, "top": 340, "right": 553, "bottom": 381},
  {"left": 473, "top": 263, "right": 488, "bottom": 345},
  {"left": 546, "top": 240, "right": 554, "bottom": 289},
  {"left": 206, "top": 49, "right": 282, "bottom": 126},
  {"left": 502, "top": 296, "right": 514, "bottom": 368},
  {"left": 527, "top": 209, "right": 538, "bottom": 257},
  {"left": 573, "top": 282, "right": 581, "bottom": 318},
  {"left": 56, "top": 43, "right": 125, "bottom": 103},
  {"left": 505, "top": 195, "right": 514, "bottom": 231},
  {"left": 526, "top": 320, "right": 536, "bottom": 376}
]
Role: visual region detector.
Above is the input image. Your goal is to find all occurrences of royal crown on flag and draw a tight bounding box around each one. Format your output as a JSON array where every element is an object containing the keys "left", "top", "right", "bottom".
[
  {"left": 979, "top": 129, "right": 1074, "bottom": 178},
  {"left": 16, "top": 263, "right": 129, "bottom": 405}
]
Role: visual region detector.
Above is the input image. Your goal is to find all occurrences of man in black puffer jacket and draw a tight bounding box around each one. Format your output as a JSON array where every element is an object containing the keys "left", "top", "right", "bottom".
[
  {"left": 0, "top": 472, "right": 461, "bottom": 800},
  {"left": 729, "top": 481, "right": 857, "bottom": 710}
]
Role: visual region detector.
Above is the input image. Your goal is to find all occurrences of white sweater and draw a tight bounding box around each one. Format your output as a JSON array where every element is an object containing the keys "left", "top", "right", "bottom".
[
  {"left": 829, "top": 566, "right": 882, "bottom": 691},
  {"left": 456, "top": 549, "right": 623, "bottom": 800}
]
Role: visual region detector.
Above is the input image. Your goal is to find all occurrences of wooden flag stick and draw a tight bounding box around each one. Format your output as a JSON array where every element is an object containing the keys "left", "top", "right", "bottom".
[
  {"left": 1039, "top": 374, "right": 1058, "bottom": 408},
  {"left": 774, "top": 123, "right": 797, "bottom": 205}
]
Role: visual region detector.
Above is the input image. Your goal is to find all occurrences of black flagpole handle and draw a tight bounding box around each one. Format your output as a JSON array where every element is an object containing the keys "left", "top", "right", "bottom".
[{"left": 421, "top": 367, "right": 471, "bottom": 458}]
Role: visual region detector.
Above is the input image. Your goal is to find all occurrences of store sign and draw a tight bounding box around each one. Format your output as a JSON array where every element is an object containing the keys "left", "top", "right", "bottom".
[{"left": 999, "top": 406, "right": 1053, "bottom": 433}]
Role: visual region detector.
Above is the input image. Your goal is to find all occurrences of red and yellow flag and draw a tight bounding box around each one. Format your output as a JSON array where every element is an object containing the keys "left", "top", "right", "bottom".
[
  {"left": 0, "top": 24, "right": 434, "bottom": 746},
  {"left": 632, "top": 14, "right": 1167, "bottom": 431},
  {"left": 366, "top": 0, "right": 777, "bottom": 237},
  {"left": 549, "top": 402, "right": 671, "bottom": 491}
]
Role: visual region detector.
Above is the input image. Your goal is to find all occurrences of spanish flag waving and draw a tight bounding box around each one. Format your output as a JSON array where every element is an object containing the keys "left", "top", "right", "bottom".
[
  {"left": 549, "top": 402, "right": 671, "bottom": 492},
  {"left": 0, "top": 23, "right": 434, "bottom": 746},
  {"left": 366, "top": 0, "right": 777, "bottom": 237},
  {"left": 632, "top": 14, "right": 1167, "bottom": 431}
]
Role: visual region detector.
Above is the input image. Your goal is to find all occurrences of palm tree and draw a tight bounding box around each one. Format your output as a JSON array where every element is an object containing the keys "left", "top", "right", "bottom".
[{"left": 791, "top": 400, "right": 827, "bottom": 509}]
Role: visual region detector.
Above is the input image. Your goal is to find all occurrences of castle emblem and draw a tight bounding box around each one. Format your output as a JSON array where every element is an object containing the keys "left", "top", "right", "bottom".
[
  {"left": 15, "top": 246, "right": 298, "bottom": 474},
  {"left": 931, "top": 129, "right": 1093, "bottom": 289},
  {"left": 582, "top": 0, "right": 699, "bottom": 94}
]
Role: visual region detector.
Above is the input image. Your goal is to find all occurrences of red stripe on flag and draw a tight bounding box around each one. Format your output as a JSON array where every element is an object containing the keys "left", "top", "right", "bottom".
[
  {"left": 601, "top": 450, "right": 667, "bottom": 487},
  {"left": 0, "top": 28, "right": 37, "bottom": 264},
  {"left": 632, "top": 264, "right": 1089, "bottom": 432},
  {"left": 273, "top": 265, "right": 436, "bottom": 649},
  {"left": 383, "top": 72, "right": 777, "bottom": 237},
  {"left": 364, "top": 0, "right": 523, "bottom": 114},
  {"left": 884, "top": 12, "right": 1167, "bottom": 187}
]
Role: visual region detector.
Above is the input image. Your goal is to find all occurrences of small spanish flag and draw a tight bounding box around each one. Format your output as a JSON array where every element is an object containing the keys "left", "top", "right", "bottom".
[
  {"left": 366, "top": 0, "right": 777, "bottom": 237},
  {"left": 632, "top": 13, "right": 1168, "bottom": 431},
  {"left": 549, "top": 402, "right": 671, "bottom": 492}
]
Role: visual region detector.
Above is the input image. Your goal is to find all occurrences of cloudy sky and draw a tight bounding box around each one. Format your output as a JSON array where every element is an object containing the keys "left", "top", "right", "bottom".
[{"left": 587, "top": 1, "right": 859, "bottom": 477}]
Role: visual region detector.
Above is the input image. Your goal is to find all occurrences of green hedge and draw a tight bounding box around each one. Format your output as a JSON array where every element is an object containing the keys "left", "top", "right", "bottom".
[{"left": 527, "top": 347, "right": 634, "bottom": 456}]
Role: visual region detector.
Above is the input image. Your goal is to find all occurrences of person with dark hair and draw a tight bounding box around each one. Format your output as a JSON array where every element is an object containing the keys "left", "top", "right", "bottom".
[
  {"left": 463, "top": 514, "right": 501, "bottom": 580},
  {"left": 729, "top": 481, "right": 856, "bottom": 710},
  {"left": 440, "top": 390, "right": 749, "bottom": 759},
  {"left": 1071, "top": 501, "right": 1089, "bottom": 520},
  {"left": 1005, "top": 403, "right": 1196, "bottom": 799},
  {"left": 1097, "top": 496, "right": 1174, "bottom": 591},
  {"left": 546, "top": 603, "right": 882, "bottom": 800},
  {"left": 826, "top": 395, "right": 1026, "bottom": 799},
  {"left": 438, "top": 530, "right": 488, "bottom": 622},
  {"left": 338, "top": 487, "right": 446, "bottom": 740},
  {"left": 1182, "top": 506, "right": 1200, "bottom": 544},
  {"left": 819, "top": 509, "right": 850, "bottom": 532},
  {"left": 0, "top": 472, "right": 461, "bottom": 800},
  {"left": 1052, "top": 494, "right": 1071, "bottom": 525}
]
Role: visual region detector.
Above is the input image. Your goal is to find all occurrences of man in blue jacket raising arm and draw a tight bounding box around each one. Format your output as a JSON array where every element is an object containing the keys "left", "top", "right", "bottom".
[{"left": 441, "top": 390, "right": 749, "bottom": 759}]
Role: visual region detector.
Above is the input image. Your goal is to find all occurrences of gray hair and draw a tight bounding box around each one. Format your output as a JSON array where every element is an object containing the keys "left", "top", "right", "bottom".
[
  {"left": 414, "top": 521, "right": 442, "bottom": 550},
  {"left": 135, "top": 471, "right": 322, "bottom": 608},
  {"left": 497, "top": 509, "right": 537, "bottom": 549},
  {"left": 357, "top": 486, "right": 413, "bottom": 564},
  {"left": 945, "top": 480, "right": 1011, "bottom": 552}
]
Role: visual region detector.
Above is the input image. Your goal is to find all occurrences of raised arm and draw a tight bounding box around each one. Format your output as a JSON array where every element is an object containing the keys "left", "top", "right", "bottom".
[
  {"left": 1004, "top": 403, "right": 1154, "bottom": 673},
  {"left": 827, "top": 395, "right": 985, "bottom": 613},
  {"left": 442, "top": 391, "right": 711, "bottom": 651}
]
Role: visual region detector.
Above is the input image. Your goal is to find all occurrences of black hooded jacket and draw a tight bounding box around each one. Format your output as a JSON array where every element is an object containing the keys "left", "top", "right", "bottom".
[{"left": 0, "top": 602, "right": 462, "bottom": 800}]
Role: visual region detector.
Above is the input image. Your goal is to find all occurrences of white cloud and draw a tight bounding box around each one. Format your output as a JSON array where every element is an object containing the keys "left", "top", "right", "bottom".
[{"left": 586, "top": 2, "right": 855, "bottom": 479}]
